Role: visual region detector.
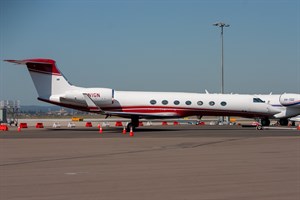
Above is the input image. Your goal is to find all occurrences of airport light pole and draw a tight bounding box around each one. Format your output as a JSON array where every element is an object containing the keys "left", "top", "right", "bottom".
[
  {"left": 213, "top": 22, "right": 230, "bottom": 124},
  {"left": 213, "top": 22, "right": 230, "bottom": 94}
]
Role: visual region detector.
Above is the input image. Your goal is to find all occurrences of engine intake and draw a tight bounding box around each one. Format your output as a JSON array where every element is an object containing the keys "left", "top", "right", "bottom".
[{"left": 279, "top": 93, "right": 300, "bottom": 107}]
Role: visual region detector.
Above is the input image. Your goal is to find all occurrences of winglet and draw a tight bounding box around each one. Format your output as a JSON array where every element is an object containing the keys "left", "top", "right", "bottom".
[{"left": 83, "top": 93, "right": 104, "bottom": 113}]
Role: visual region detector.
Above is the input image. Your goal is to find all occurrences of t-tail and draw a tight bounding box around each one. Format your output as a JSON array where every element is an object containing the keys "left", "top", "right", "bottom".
[
  {"left": 4, "top": 58, "right": 79, "bottom": 100},
  {"left": 4, "top": 58, "right": 114, "bottom": 112}
]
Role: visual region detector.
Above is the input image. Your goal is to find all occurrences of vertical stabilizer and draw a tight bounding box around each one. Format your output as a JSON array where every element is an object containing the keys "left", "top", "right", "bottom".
[{"left": 4, "top": 59, "right": 75, "bottom": 99}]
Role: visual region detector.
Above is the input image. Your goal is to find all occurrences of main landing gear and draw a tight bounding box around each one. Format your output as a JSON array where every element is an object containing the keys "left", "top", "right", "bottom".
[
  {"left": 260, "top": 118, "right": 270, "bottom": 126},
  {"left": 260, "top": 118, "right": 294, "bottom": 127},
  {"left": 126, "top": 116, "right": 139, "bottom": 132},
  {"left": 279, "top": 118, "right": 289, "bottom": 126},
  {"left": 277, "top": 118, "right": 294, "bottom": 126}
]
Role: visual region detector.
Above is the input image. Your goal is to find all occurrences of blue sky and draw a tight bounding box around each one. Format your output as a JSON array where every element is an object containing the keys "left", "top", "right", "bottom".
[{"left": 0, "top": 0, "right": 299, "bottom": 105}]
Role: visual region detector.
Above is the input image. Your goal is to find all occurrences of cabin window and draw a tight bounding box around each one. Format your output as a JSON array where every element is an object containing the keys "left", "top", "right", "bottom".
[
  {"left": 162, "top": 100, "right": 168, "bottom": 105},
  {"left": 174, "top": 100, "right": 180, "bottom": 105},
  {"left": 185, "top": 100, "right": 192, "bottom": 105},
  {"left": 220, "top": 101, "right": 227, "bottom": 106},
  {"left": 209, "top": 101, "right": 215, "bottom": 106},
  {"left": 197, "top": 101, "right": 203, "bottom": 106},
  {"left": 150, "top": 100, "right": 157, "bottom": 105}
]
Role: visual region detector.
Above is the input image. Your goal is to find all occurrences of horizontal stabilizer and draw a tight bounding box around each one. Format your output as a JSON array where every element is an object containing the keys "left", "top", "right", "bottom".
[
  {"left": 4, "top": 59, "right": 56, "bottom": 65},
  {"left": 4, "top": 59, "right": 28, "bottom": 65},
  {"left": 4, "top": 58, "right": 61, "bottom": 76}
]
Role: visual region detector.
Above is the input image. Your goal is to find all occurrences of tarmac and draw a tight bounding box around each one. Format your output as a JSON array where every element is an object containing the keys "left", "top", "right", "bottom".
[{"left": 0, "top": 125, "right": 300, "bottom": 200}]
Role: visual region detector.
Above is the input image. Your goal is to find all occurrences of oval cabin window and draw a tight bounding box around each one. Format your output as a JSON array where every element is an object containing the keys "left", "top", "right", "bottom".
[
  {"left": 209, "top": 101, "right": 215, "bottom": 106},
  {"left": 197, "top": 101, "right": 203, "bottom": 106},
  {"left": 150, "top": 100, "right": 157, "bottom": 105},
  {"left": 162, "top": 100, "right": 168, "bottom": 105},
  {"left": 220, "top": 101, "right": 227, "bottom": 106},
  {"left": 185, "top": 101, "right": 192, "bottom": 105}
]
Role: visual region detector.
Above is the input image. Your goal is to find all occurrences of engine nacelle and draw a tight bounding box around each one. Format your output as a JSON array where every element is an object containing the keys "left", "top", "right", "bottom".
[
  {"left": 63, "top": 88, "right": 114, "bottom": 106},
  {"left": 279, "top": 93, "right": 300, "bottom": 108}
]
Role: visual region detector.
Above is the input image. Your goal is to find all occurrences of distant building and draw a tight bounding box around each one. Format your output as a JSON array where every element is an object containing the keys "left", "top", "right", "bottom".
[{"left": 0, "top": 100, "right": 20, "bottom": 125}]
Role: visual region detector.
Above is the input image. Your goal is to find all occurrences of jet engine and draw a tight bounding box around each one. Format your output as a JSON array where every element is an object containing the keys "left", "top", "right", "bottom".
[
  {"left": 279, "top": 93, "right": 300, "bottom": 108},
  {"left": 63, "top": 88, "right": 114, "bottom": 106}
]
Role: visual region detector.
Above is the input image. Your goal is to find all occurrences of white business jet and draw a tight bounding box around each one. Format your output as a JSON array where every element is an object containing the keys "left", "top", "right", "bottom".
[{"left": 5, "top": 58, "right": 280, "bottom": 130}]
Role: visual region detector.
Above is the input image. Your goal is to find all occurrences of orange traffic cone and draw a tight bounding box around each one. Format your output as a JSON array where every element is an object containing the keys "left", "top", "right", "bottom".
[
  {"left": 122, "top": 126, "right": 126, "bottom": 134},
  {"left": 129, "top": 127, "right": 134, "bottom": 137},
  {"left": 18, "top": 126, "right": 21, "bottom": 132},
  {"left": 99, "top": 126, "right": 103, "bottom": 134}
]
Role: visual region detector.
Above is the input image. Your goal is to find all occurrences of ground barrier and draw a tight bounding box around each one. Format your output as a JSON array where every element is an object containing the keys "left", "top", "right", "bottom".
[
  {"left": 0, "top": 124, "right": 9, "bottom": 131},
  {"left": 36, "top": 123, "right": 44, "bottom": 128},
  {"left": 115, "top": 121, "right": 123, "bottom": 126},
  {"left": 85, "top": 122, "right": 93, "bottom": 127},
  {"left": 68, "top": 122, "right": 76, "bottom": 128},
  {"left": 53, "top": 122, "right": 61, "bottom": 128},
  {"left": 19, "top": 123, "right": 28, "bottom": 128}
]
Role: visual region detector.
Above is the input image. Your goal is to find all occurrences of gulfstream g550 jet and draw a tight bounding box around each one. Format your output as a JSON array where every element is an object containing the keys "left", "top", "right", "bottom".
[{"left": 5, "top": 58, "right": 280, "bottom": 130}]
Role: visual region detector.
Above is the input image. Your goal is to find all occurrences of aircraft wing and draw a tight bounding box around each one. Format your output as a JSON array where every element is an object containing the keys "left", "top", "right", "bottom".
[
  {"left": 290, "top": 115, "right": 300, "bottom": 122},
  {"left": 104, "top": 111, "right": 180, "bottom": 119}
]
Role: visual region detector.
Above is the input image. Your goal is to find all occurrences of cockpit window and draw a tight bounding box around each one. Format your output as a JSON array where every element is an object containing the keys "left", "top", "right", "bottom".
[{"left": 253, "top": 98, "right": 265, "bottom": 103}]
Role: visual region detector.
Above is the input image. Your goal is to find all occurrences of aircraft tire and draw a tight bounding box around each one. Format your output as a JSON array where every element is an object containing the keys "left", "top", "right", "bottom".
[
  {"left": 291, "top": 121, "right": 295, "bottom": 126},
  {"left": 126, "top": 123, "right": 136, "bottom": 132},
  {"left": 279, "top": 118, "right": 289, "bottom": 126},
  {"left": 261, "top": 118, "right": 270, "bottom": 126}
]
